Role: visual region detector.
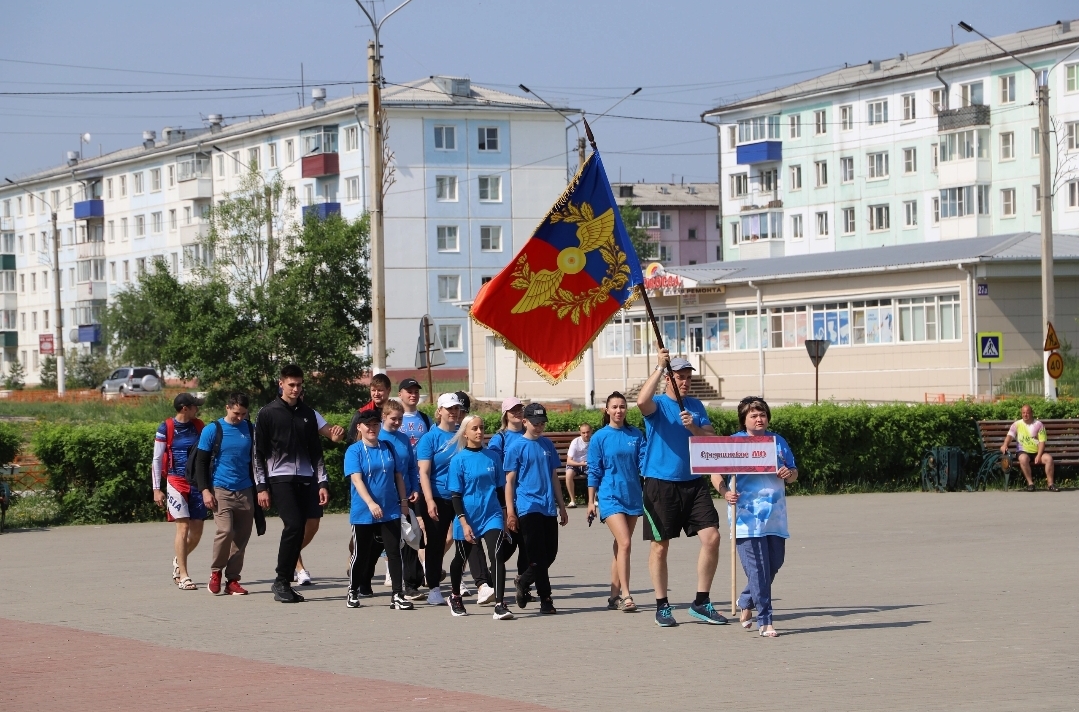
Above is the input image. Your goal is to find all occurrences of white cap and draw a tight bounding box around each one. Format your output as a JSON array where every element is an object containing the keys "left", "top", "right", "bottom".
[
  {"left": 501, "top": 397, "right": 523, "bottom": 413},
  {"left": 437, "top": 392, "right": 463, "bottom": 409}
]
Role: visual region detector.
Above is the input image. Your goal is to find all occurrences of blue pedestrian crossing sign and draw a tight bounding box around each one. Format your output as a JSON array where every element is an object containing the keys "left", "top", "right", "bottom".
[{"left": 977, "top": 332, "right": 1003, "bottom": 363}]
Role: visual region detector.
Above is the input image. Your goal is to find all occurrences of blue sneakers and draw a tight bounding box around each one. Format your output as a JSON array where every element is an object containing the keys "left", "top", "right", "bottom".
[
  {"left": 688, "top": 601, "right": 728, "bottom": 625},
  {"left": 655, "top": 603, "right": 678, "bottom": 627}
]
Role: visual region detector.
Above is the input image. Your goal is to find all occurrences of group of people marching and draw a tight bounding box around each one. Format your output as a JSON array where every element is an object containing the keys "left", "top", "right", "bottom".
[{"left": 152, "top": 353, "right": 800, "bottom": 635}]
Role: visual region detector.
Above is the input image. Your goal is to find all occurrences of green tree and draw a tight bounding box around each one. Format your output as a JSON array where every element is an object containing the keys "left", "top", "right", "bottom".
[
  {"left": 40, "top": 355, "right": 58, "bottom": 389},
  {"left": 3, "top": 359, "right": 25, "bottom": 390},
  {"left": 68, "top": 352, "right": 113, "bottom": 389},
  {"left": 619, "top": 200, "right": 657, "bottom": 262},
  {"left": 101, "top": 257, "right": 181, "bottom": 376}
]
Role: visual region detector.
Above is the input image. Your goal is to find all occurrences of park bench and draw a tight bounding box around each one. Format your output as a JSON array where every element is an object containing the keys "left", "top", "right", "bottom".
[{"left": 972, "top": 419, "right": 1079, "bottom": 490}]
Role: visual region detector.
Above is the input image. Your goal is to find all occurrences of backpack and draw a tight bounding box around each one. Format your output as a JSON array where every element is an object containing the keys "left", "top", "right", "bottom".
[
  {"left": 208, "top": 419, "right": 266, "bottom": 536},
  {"left": 163, "top": 417, "right": 205, "bottom": 484}
]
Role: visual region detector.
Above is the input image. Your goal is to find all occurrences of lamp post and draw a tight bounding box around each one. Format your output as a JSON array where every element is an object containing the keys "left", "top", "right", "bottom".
[
  {"left": 354, "top": 0, "right": 415, "bottom": 376},
  {"left": 957, "top": 21, "right": 1076, "bottom": 400}
]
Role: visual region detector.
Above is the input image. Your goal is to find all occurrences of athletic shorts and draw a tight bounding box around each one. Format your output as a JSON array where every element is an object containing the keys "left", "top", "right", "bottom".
[
  {"left": 642, "top": 477, "right": 719, "bottom": 542},
  {"left": 166, "top": 475, "right": 207, "bottom": 522}
]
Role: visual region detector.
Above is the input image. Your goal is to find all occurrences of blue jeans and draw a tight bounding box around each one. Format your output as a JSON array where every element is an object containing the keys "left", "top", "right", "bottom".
[{"left": 736, "top": 535, "right": 786, "bottom": 626}]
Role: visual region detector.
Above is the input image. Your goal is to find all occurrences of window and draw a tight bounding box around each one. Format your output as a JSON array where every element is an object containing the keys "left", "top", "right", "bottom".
[
  {"left": 437, "top": 275, "right": 460, "bottom": 301},
  {"left": 477, "top": 127, "right": 499, "bottom": 151},
  {"left": 480, "top": 225, "right": 502, "bottom": 251},
  {"left": 737, "top": 116, "right": 780, "bottom": 142},
  {"left": 738, "top": 212, "right": 782, "bottom": 241},
  {"left": 687, "top": 228, "right": 698, "bottom": 241},
  {"left": 478, "top": 175, "right": 501, "bottom": 201},
  {"left": 2, "top": 199, "right": 8, "bottom": 217},
  {"left": 150, "top": 168, "right": 161, "bottom": 192},
  {"left": 788, "top": 114, "right": 801, "bottom": 139},
  {"left": 842, "top": 208, "right": 856, "bottom": 234},
  {"left": 731, "top": 173, "right": 749, "bottom": 197},
  {"left": 151, "top": 212, "right": 162, "bottom": 233},
  {"left": 135, "top": 215, "right": 145, "bottom": 237},
  {"left": 1032, "top": 128, "right": 1041, "bottom": 156},
  {"left": 815, "top": 160, "right": 828, "bottom": 187},
  {"left": 640, "top": 211, "right": 659, "bottom": 228},
  {"left": 791, "top": 214, "right": 803, "bottom": 239},
  {"left": 1034, "top": 185, "right": 1042, "bottom": 214},
  {"left": 136, "top": 257, "right": 146, "bottom": 276},
  {"left": 903, "top": 148, "right": 917, "bottom": 173},
  {"left": 815, "top": 211, "right": 829, "bottom": 237},
  {"left": 867, "top": 99, "right": 888, "bottom": 125},
  {"left": 898, "top": 297, "right": 938, "bottom": 342},
  {"left": 940, "top": 187, "right": 976, "bottom": 218},
  {"left": 902, "top": 93, "right": 916, "bottom": 121},
  {"left": 1000, "top": 132, "right": 1014, "bottom": 160},
  {"left": 51, "top": 189, "right": 60, "bottom": 208},
  {"left": 435, "top": 175, "right": 458, "bottom": 201},
  {"left": 436, "top": 225, "right": 459, "bottom": 251},
  {"left": 1070, "top": 181, "right": 1079, "bottom": 208},
  {"left": 728, "top": 126, "right": 737, "bottom": 149},
  {"left": 268, "top": 143, "right": 278, "bottom": 167},
  {"left": 840, "top": 156, "right": 854, "bottom": 183},
  {"left": 1002, "top": 188, "right": 1016, "bottom": 216},
  {"left": 930, "top": 88, "right": 946, "bottom": 114},
  {"left": 867, "top": 151, "right": 889, "bottom": 179},
  {"left": 1069, "top": 63, "right": 1079, "bottom": 92},
  {"left": 434, "top": 125, "right": 456, "bottom": 150},
  {"left": 16, "top": 197, "right": 22, "bottom": 215},
  {"left": 1068, "top": 122, "right": 1079, "bottom": 150},
  {"left": 169, "top": 209, "right": 177, "bottom": 230},
  {"left": 121, "top": 217, "right": 129, "bottom": 240},
  {"left": 248, "top": 147, "right": 260, "bottom": 170},
  {"left": 343, "top": 126, "right": 359, "bottom": 152},
  {"left": 960, "top": 81, "right": 984, "bottom": 107},
  {"left": 660, "top": 213, "right": 672, "bottom": 230},
  {"left": 977, "top": 185, "right": 990, "bottom": 215},
  {"left": 119, "top": 175, "right": 127, "bottom": 196},
  {"left": 932, "top": 143, "right": 939, "bottom": 171},
  {"left": 216, "top": 154, "right": 225, "bottom": 178},
  {"left": 789, "top": 165, "right": 802, "bottom": 190},
  {"left": 1000, "top": 75, "right": 1016, "bottom": 104},
  {"left": 183, "top": 206, "right": 192, "bottom": 225},
  {"left": 123, "top": 260, "right": 129, "bottom": 282},
  {"left": 303, "top": 184, "right": 314, "bottom": 206},
  {"left": 346, "top": 176, "right": 360, "bottom": 202},
  {"left": 30, "top": 274, "right": 36, "bottom": 292},
  {"left": 110, "top": 261, "right": 116, "bottom": 282},
  {"left": 814, "top": 110, "right": 827, "bottom": 135},
  {"left": 904, "top": 200, "right": 918, "bottom": 227},
  {"left": 438, "top": 324, "right": 462, "bottom": 352},
  {"left": 851, "top": 300, "right": 895, "bottom": 344},
  {"left": 729, "top": 221, "right": 740, "bottom": 243},
  {"left": 167, "top": 165, "right": 175, "bottom": 187},
  {"left": 869, "top": 204, "right": 889, "bottom": 231},
  {"left": 932, "top": 197, "right": 940, "bottom": 224},
  {"left": 231, "top": 151, "right": 241, "bottom": 175},
  {"left": 759, "top": 168, "right": 778, "bottom": 192},
  {"left": 939, "top": 130, "right": 976, "bottom": 161},
  {"left": 133, "top": 172, "right": 144, "bottom": 195},
  {"left": 286, "top": 139, "right": 295, "bottom": 163}
]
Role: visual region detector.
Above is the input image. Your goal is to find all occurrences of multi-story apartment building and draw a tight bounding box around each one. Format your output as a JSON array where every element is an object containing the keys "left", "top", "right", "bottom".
[
  {"left": 0, "top": 77, "right": 570, "bottom": 385},
  {"left": 703, "top": 19, "right": 1079, "bottom": 261},
  {"left": 612, "top": 182, "right": 721, "bottom": 265}
]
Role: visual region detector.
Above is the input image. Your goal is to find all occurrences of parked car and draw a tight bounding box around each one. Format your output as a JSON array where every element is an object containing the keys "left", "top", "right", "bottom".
[{"left": 100, "top": 367, "right": 162, "bottom": 397}]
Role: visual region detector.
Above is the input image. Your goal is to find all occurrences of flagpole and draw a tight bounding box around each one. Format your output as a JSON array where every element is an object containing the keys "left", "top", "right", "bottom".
[{"left": 583, "top": 118, "right": 686, "bottom": 413}]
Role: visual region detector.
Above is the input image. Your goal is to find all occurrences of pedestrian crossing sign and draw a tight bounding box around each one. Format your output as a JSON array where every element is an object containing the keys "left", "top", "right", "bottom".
[{"left": 977, "top": 332, "right": 1003, "bottom": 363}]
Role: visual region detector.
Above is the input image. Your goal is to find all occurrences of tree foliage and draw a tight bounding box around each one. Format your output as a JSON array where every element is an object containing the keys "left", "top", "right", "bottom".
[
  {"left": 619, "top": 200, "right": 656, "bottom": 261},
  {"left": 3, "top": 359, "right": 25, "bottom": 390}
]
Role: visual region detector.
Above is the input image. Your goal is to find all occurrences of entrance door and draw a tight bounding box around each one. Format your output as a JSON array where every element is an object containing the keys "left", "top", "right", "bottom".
[{"left": 486, "top": 336, "right": 517, "bottom": 398}]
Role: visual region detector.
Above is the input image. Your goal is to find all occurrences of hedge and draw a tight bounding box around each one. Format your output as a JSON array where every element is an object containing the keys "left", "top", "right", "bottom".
[
  {"left": 25, "top": 399, "right": 1078, "bottom": 525},
  {"left": 0, "top": 422, "right": 19, "bottom": 466}
]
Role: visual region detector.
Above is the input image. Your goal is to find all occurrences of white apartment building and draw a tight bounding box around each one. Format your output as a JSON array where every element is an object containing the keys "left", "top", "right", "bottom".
[
  {"left": 703, "top": 19, "right": 1079, "bottom": 261},
  {"left": 0, "top": 77, "right": 571, "bottom": 385}
]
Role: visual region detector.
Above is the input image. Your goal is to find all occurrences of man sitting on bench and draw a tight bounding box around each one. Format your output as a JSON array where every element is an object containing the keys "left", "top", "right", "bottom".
[{"left": 1001, "top": 404, "right": 1058, "bottom": 492}]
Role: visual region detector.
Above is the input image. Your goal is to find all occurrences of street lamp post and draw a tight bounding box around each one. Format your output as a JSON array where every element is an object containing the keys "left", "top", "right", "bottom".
[{"left": 354, "top": 0, "right": 415, "bottom": 376}]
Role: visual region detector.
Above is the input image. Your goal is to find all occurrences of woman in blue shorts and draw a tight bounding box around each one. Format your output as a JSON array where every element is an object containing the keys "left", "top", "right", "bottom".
[{"left": 586, "top": 392, "right": 644, "bottom": 612}]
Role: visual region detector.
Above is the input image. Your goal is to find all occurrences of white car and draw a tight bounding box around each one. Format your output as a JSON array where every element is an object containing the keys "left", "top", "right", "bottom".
[{"left": 100, "top": 367, "right": 162, "bottom": 397}]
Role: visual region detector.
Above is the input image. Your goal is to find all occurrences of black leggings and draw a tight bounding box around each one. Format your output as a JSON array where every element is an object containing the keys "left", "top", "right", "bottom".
[
  {"left": 420, "top": 496, "right": 455, "bottom": 591},
  {"left": 350, "top": 522, "right": 402, "bottom": 594},
  {"left": 450, "top": 529, "right": 504, "bottom": 597},
  {"left": 516, "top": 513, "right": 559, "bottom": 600},
  {"left": 494, "top": 528, "right": 529, "bottom": 598}
]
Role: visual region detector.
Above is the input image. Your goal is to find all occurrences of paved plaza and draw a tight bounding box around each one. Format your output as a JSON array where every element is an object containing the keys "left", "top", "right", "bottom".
[{"left": 2, "top": 490, "right": 1077, "bottom": 711}]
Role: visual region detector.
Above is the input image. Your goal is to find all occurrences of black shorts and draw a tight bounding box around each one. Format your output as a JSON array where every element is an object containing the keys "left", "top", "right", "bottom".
[
  {"left": 642, "top": 477, "right": 719, "bottom": 541},
  {"left": 301, "top": 480, "right": 324, "bottom": 519}
]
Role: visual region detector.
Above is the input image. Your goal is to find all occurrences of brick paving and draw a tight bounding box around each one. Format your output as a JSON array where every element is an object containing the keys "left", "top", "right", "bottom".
[{"left": 2, "top": 491, "right": 1077, "bottom": 711}]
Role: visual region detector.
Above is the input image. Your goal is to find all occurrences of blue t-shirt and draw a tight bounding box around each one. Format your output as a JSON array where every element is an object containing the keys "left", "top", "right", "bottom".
[
  {"left": 155, "top": 418, "right": 202, "bottom": 478},
  {"left": 379, "top": 428, "right": 420, "bottom": 496},
  {"left": 416, "top": 426, "right": 458, "bottom": 499},
  {"left": 400, "top": 411, "right": 430, "bottom": 449},
  {"left": 196, "top": 419, "right": 253, "bottom": 491},
  {"left": 505, "top": 436, "right": 561, "bottom": 517},
  {"left": 343, "top": 440, "right": 401, "bottom": 525},
  {"left": 587, "top": 424, "right": 645, "bottom": 519},
  {"left": 487, "top": 428, "right": 525, "bottom": 470},
  {"left": 726, "top": 431, "right": 795, "bottom": 539},
  {"left": 449, "top": 447, "right": 505, "bottom": 539},
  {"left": 641, "top": 394, "right": 710, "bottom": 482}
]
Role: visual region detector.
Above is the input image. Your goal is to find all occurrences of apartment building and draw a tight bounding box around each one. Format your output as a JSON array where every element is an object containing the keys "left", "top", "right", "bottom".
[
  {"left": 612, "top": 182, "right": 720, "bottom": 265},
  {"left": 703, "top": 19, "right": 1079, "bottom": 261},
  {"left": 0, "top": 77, "right": 570, "bottom": 385}
]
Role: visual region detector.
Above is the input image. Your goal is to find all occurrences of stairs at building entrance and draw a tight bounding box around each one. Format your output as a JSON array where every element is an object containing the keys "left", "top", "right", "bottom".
[{"left": 625, "top": 374, "right": 720, "bottom": 402}]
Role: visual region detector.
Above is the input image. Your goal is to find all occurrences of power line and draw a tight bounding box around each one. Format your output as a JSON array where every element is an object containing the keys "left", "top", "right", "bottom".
[
  {"left": 0, "top": 57, "right": 349, "bottom": 84},
  {"left": 0, "top": 79, "right": 366, "bottom": 97}
]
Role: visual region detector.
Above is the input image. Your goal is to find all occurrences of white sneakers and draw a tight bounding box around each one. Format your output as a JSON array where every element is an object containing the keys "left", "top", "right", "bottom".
[
  {"left": 477, "top": 583, "right": 496, "bottom": 605},
  {"left": 427, "top": 588, "right": 446, "bottom": 606},
  {"left": 383, "top": 567, "right": 392, "bottom": 586},
  {"left": 294, "top": 569, "right": 312, "bottom": 586}
]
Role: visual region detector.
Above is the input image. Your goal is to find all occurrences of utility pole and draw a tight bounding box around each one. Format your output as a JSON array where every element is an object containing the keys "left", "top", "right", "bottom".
[
  {"left": 51, "top": 210, "right": 65, "bottom": 397},
  {"left": 264, "top": 185, "right": 275, "bottom": 278}
]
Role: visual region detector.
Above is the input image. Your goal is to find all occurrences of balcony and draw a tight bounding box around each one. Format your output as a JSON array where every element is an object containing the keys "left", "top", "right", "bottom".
[
  {"left": 0, "top": 217, "right": 12, "bottom": 230},
  {"left": 76, "top": 281, "right": 107, "bottom": 300},
  {"left": 180, "top": 221, "right": 210, "bottom": 245},
  {"left": 76, "top": 241, "right": 105, "bottom": 259},
  {"left": 1, "top": 255, "right": 14, "bottom": 270},
  {"left": 77, "top": 324, "right": 102, "bottom": 343},
  {"left": 302, "top": 202, "right": 341, "bottom": 220},
  {"left": 302, "top": 152, "right": 340, "bottom": 178},
  {"left": 937, "top": 105, "right": 990, "bottom": 132},
  {"left": 73, "top": 199, "right": 104, "bottom": 220},
  {"left": 0, "top": 331, "right": 16, "bottom": 348},
  {"left": 178, "top": 178, "right": 214, "bottom": 200},
  {"left": 736, "top": 141, "right": 782, "bottom": 165}
]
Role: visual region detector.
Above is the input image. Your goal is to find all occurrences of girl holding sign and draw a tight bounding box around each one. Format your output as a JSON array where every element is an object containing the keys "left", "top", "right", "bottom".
[
  {"left": 586, "top": 392, "right": 645, "bottom": 612},
  {"left": 727, "top": 397, "right": 797, "bottom": 637}
]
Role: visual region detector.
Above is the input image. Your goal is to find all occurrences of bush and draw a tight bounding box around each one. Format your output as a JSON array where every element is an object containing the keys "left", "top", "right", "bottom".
[
  {"left": 3, "top": 359, "right": 25, "bottom": 390},
  {"left": 0, "top": 421, "right": 19, "bottom": 466}
]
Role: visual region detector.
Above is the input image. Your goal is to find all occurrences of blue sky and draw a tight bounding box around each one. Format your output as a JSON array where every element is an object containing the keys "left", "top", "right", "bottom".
[{"left": 2, "top": 0, "right": 1076, "bottom": 183}]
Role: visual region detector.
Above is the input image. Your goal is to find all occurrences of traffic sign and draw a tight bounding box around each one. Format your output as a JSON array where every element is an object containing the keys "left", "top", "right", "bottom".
[
  {"left": 805, "top": 339, "right": 829, "bottom": 367},
  {"left": 1044, "top": 322, "right": 1061, "bottom": 352},
  {"left": 1047, "top": 351, "right": 1064, "bottom": 380},
  {"left": 38, "top": 333, "right": 54, "bottom": 355},
  {"left": 977, "top": 332, "right": 1003, "bottom": 363},
  {"left": 415, "top": 315, "right": 446, "bottom": 369}
]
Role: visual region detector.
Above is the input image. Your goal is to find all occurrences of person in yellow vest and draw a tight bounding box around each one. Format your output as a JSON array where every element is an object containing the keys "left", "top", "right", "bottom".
[{"left": 1001, "top": 405, "right": 1057, "bottom": 492}]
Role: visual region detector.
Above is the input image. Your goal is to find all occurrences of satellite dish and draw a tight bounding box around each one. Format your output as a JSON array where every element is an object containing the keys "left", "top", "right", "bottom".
[{"left": 81, "top": 133, "right": 91, "bottom": 143}]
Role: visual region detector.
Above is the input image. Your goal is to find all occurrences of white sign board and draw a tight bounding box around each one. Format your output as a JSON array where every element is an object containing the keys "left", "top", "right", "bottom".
[{"left": 689, "top": 436, "right": 778, "bottom": 475}]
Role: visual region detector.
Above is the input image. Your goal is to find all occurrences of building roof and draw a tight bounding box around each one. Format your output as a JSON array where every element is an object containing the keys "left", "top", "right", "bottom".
[
  {"left": 612, "top": 182, "right": 718, "bottom": 208},
  {"left": 7, "top": 76, "right": 574, "bottom": 186},
  {"left": 664, "top": 232, "right": 1079, "bottom": 286},
  {"left": 703, "top": 19, "right": 1079, "bottom": 117}
]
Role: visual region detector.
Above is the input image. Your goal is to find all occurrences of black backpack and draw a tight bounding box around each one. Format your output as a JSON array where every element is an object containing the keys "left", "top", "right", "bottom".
[{"left": 207, "top": 419, "right": 266, "bottom": 536}]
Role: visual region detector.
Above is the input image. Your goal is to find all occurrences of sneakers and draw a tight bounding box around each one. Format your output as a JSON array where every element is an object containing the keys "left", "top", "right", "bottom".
[
  {"left": 272, "top": 581, "right": 303, "bottom": 603},
  {"left": 208, "top": 571, "right": 222, "bottom": 595},
  {"left": 357, "top": 588, "right": 375, "bottom": 598},
  {"left": 391, "top": 592, "right": 415, "bottom": 610},
  {"left": 225, "top": 579, "right": 248, "bottom": 595},
  {"left": 295, "top": 569, "right": 313, "bottom": 586},
  {"left": 567, "top": 501, "right": 577, "bottom": 508},
  {"left": 477, "top": 583, "right": 496, "bottom": 605},
  {"left": 449, "top": 594, "right": 468, "bottom": 616},
  {"left": 513, "top": 576, "right": 535, "bottom": 605},
  {"left": 460, "top": 584, "right": 472, "bottom": 597},
  {"left": 403, "top": 586, "right": 426, "bottom": 601},
  {"left": 492, "top": 602, "right": 515, "bottom": 620},
  {"left": 427, "top": 588, "right": 446, "bottom": 606},
  {"left": 514, "top": 577, "right": 530, "bottom": 609},
  {"left": 540, "top": 597, "right": 557, "bottom": 614},
  {"left": 655, "top": 603, "right": 677, "bottom": 627},
  {"left": 688, "top": 601, "right": 728, "bottom": 625},
  {"left": 346, "top": 589, "right": 362, "bottom": 608},
  {"left": 383, "top": 568, "right": 392, "bottom": 586}
]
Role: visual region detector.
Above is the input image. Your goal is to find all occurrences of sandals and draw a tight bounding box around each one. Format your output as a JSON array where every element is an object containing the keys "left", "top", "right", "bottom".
[
  {"left": 739, "top": 607, "right": 755, "bottom": 629},
  {"left": 619, "top": 596, "right": 637, "bottom": 612},
  {"left": 1048, "top": 484, "right": 1060, "bottom": 492},
  {"left": 172, "top": 557, "right": 180, "bottom": 584},
  {"left": 759, "top": 628, "right": 779, "bottom": 638},
  {"left": 1024, "top": 484, "right": 1036, "bottom": 492},
  {"left": 607, "top": 595, "right": 621, "bottom": 610},
  {"left": 177, "top": 576, "right": 197, "bottom": 590}
]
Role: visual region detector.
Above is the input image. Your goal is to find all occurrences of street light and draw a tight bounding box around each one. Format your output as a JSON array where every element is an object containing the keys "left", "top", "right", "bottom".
[
  {"left": 958, "top": 21, "right": 1064, "bottom": 400},
  {"left": 353, "top": 0, "right": 416, "bottom": 376}
]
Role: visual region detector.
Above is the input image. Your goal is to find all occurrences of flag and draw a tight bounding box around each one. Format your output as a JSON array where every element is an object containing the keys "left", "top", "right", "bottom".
[{"left": 470, "top": 150, "right": 644, "bottom": 383}]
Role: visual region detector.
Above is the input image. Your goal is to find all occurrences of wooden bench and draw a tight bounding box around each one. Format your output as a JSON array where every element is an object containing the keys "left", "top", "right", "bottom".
[{"left": 973, "top": 419, "right": 1079, "bottom": 490}]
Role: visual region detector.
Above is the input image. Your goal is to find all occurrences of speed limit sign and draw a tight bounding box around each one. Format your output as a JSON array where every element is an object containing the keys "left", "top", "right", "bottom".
[{"left": 1047, "top": 351, "right": 1064, "bottom": 380}]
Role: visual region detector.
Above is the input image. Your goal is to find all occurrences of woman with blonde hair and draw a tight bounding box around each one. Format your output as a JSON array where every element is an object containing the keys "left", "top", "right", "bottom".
[{"left": 416, "top": 393, "right": 465, "bottom": 606}]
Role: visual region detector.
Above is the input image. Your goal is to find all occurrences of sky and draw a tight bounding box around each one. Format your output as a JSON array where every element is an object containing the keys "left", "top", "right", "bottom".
[{"left": 2, "top": 0, "right": 1077, "bottom": 184}]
